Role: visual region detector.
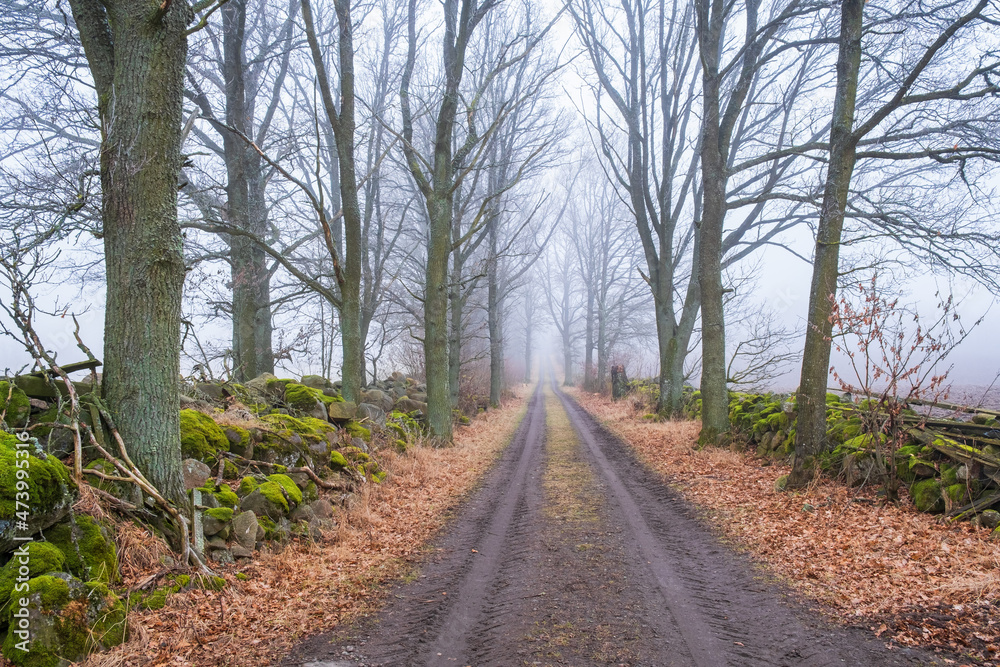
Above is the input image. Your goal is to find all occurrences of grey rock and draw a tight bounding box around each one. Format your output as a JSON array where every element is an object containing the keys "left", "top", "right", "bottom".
[
  {"left": 231, "top": 510, "right": 260, "bottom": 551},
  {"left": 200, "top": 492, "right": 221, "bottom": 509},
  {"left": 357, "top": 402, "right": 387, "bottom": 427},
  {"left": 230, "top": 544, "right": 254, "bottom": 559},
  {"left": 394, "top": 397, "right": 428, "bottom": 414},
  {"left": 300, "top": 375, "right": 332, "bottom": 390},
  {"left": 310, "top": 499, "right": 336, "bottom": 519},
  {"left": 210, "top": 548, "right": 235, "bottom": 564},
  {"left": 203, "top": 513, "right": 230, "bottom": 537},
  {"left": 287, "top": 471, "right": 312, "bottom": 488},
  {"left": 351, "top": 437, "right": 369, "bottom": 452},
  {"left": 182, "top": 458, "right": 212, "bottom": 490},
  {"left": 206, "top": 535, "right": 227, "bottom": 550},
  {"left": 981, "top": 509, "right": 1000, "bottom": 530},
  {"left": 195, "top": 382, "right": 226, "bottom": 401},
  {"left": 360, "top": 389, "right": 394, "bottom": 412},
  {"left": 328, "top": 401, "right": 358, "bottom": 421},
  {"left": 290, "top": 504, "right": 316, "bottom": 524}
]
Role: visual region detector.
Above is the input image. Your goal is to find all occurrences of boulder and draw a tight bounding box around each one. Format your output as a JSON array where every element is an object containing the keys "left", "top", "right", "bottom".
[
  {"left": 328, "top": 401, "right": 358, "bottom": 421},
  {"left": 357, "top": 403, "right": 387, "bottom": 427},
  {"left": 981, "top": 509, "right": 1000, "bottom": 531},
  {"left": 0, "top": 542, "right": 66, "bottom": 612},
  {"left": 360, "top": 389, "right": 394, "bottom": 412},
  {"left": 394, "top": 397, "right": 428, "bottom": 415},
  {"left": 300, "top": 375, "right": 333, "bottom": 391},
  {"left": 231, "top": 511, "right": 259, "bottom": 551},
  {"left": 1, "top": 573, "right": 126, "bottom": 667},
  {"left": 290, "top": 504, "right": 316, "bottom": 524},
  {"left": 44, "top": 514, "right": 119, "bottom": 584},
  {"left": 0, "top": 434, "right": 76, "bottom": 554},
  {"left": 203, "top": 508, "right": 234, "bottom": 538},
  {"left": 179, "top": 409, "right": 229, "bottom": 463},
  {"left": 194, "top": 382, "right": 226, "bottom": 401},
  {"left": 0, "top": 381, "right": 30, "bottom": 428},
  {"left": 245, "top": 372, "right": 279, "bottom": 396},
  {"left": 230, "top": 544, "right": 254, "bottom": 559},
  {"left": 309, "top": 499, "right": 336, "bottom": 520},
  {"left": 182, "top": 458, "right": 212, "bottom": 490},
  {"left": 239, "top": 476, "right": 300, "bottom": 522}
]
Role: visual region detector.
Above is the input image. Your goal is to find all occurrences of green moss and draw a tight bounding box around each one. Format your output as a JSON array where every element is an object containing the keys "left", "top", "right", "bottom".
[
  {"left": 195, "top": 575, "right": 226, "bottom": 592},
  {"left": 344, "top": 421, "right": 371, "bottom": 442},
  {"left": 911, "top": 479, "right": 944, "bottom": 513},
  {"left": 0, "top": 381, "right": 30, "bottom": 428},
  {"left": 343, "top": 447, "right": 370, "bottom": 463},
  {"left": 0, "top": 542, "right": 66, "bottom": 614},
  {"left": 0, "top": 432, "right": 73, "bottom": 522},
  {"left": 235, "top": 572, "right": 248, "bottom": 581},
  {"left": 257, "top": 515, "right": 280, "bottom": 540},
  {"left": 214, "top": 484, "right": 239, "bottom": 508},
  {"left": 179, "top": 409, "right": 229, "bottom": 463},
  {"left": 941, "top": 465, "right": 960, "bottom": 487},
  {"left": 44, "top": 514, "right": 118, "bottom": 584},
  {"left": 285, "top": 383, "right": 336, "bottom": 412},
  {"left": 944, "top": 483, "right": 969, "bottom": 505},
  {"left": 238, "top": 477, "right": 260, "bottom": 497},
  {"left": 204, "top": 507, "right": 234, "bottom": 522},
  {"left": 330, "top": 451, "right": 349, "bottom": 469},
  {"left": 265, "top": 474, "right": 302, "bottom": 506},
  {"left": 256, "top": 481, "right": 290, "bottom": 513},
  {"left": 172, "top": 574, "right": 191, "bottom": 588},
  {"left": 84, "top": 582, "right": 126, "bottom": 648}
]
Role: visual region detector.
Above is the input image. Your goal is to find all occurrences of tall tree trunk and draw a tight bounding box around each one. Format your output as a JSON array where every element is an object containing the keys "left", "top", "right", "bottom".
[
  {"left": 523, "top": 296, "right": 533, "bottom": 384},
  {"left": 695, "top": 0, "right": 730, "bottom": 444},
  {"left": 70, "top": 0, "right": 190, "bottom": 502},
  {"left": 302, "top": 0, "right": 363, "bottom": 402},
  {"left": 789, "top": 0, "right": 863, "bottom": 487},
  {"left": 488, "top": 223, "right": 503, "bottom": 407},
  {"left": 223, "top": 0, "right": 259, "bottom": 382},
  {"left": 448, "top": 245, "right": 463, "bottom": 409},
  {"left": 584, "top": 287, "right": 594, "bottom": 391},
  {"left": 596, "top": 301, "right": 607, "bottom": 393},
  {"left": 425, "top": 191, "right": 453, "bottom": 440}
]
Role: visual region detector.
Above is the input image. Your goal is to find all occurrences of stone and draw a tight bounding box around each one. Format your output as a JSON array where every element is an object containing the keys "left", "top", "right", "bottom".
[
  {"left": 357, "top": 403, "right": 387, "bottom": 427},
  {"left": 300, "top": 375, "right": 332, "bottom": 390},
  {"left": 290, "top": 504, "right": 316, "bottom": 524},
  {"left": 287, "top": 471, "right": 312, "bottom": 488},
  {"left": 230, "top": 544, "right": 254, "bottom": 559},
  {"left": 231, "top": 511, "right": 260, "bottom": 551},
  {"left": 394, "top": 397, "right": 428, "bottom": 414},
  {"left": 195, "top": 382, "right": 226, "bottom": 401},
  {"left": 980, "top": 509, "right": 1000, "bottom": 530},
  {"left": 182, "top": 458, "right": 212, "bottom": 490},
  {"left": 1, "top": 573, "right": 126, "bottom": 666},
  {"left": 0, "top": 380, "right": 30, "bottom": 428},
  {"left": 309, "top": 499, "right": 336, "bottom": 519},
  {"left": 240, "top": 482, "right": 289, "bottom": 521},
  {"left": 210, "top": 548, "right": 234, "bottom": 564},
  {"left": 44, "top": 514, "right": 119, "bottom": 584},
  {"left": 351, "top": 437, "right": 368, "bottom": 452},
  {"left": 408, "top": 392, "right": 428, "bottom": 404},
  {"left": 328, "top": 401, "right": 358, "bottom": 421},
  {"left": 245, "top": 372, "right": 279, "bottom": 396},
  {"left": 360, "top": 389, "right": 394, "bottom": 412},
  {"left": 203, "top": 512, "right": 232, "bottom": 538},
  {"left": 205, "top": 535, "right": 226, "bottom": 550},
  {"left": 1, "top": 434, "right": 76, "bottom": 554}
]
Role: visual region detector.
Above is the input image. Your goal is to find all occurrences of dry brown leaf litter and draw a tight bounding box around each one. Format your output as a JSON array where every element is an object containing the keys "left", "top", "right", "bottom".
[
  {"left": 568, "top": 388, "right": 999, "bottom": 666},
  {"left": 5, "top": 387, "right": 528, "bottom": 667}
]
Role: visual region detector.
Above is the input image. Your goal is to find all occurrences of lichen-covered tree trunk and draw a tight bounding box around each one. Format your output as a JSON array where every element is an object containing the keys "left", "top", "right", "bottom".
[
  {"left": 425, "top": 191, "right": 453, "bottom": 441},
  {"left": 448, "top": 247, "right": 464, "bottom": 409},
  {"left": 223, "top": 0, "right": 272, "bottom": 382},
  {"left": 69, "top": 0, "right": 190, "bottom": 502},
  {"left": 488, "top": 223, "right": 503, "bottom": 407},
  {"left": 789, "top": 0, "right": 863, "bottom": 487}
]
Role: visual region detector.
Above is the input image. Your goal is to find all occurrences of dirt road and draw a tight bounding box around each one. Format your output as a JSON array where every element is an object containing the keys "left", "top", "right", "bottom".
[{"left": 286, "top": 374, "right": 943, "bottom": 666}]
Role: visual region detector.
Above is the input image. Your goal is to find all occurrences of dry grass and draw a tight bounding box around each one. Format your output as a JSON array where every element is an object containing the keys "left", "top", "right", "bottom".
[
  {"left": 569, "top": 388, "right": 1000, "bottom": 664},
  {"left": 0, "top": 386, "right": 530, "bottom": 667}
]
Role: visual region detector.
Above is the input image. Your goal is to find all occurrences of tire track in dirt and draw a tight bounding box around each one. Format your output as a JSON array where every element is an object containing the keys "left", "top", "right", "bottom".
[
  {"left": 286, "top": 371, "right": 943, "bottom": 667},
  {"left": 553, "top": 380, "right": 940, "bottom": 667}
]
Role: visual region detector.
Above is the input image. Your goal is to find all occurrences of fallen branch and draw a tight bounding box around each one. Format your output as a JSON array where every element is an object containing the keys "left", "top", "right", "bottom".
[{"left": 222, "top": 452, "right": 354, "bottom": 491}]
